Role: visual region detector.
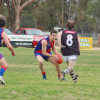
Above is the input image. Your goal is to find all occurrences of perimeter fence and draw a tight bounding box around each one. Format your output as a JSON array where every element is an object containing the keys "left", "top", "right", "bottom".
[{"left": 78, "top": 33, "right": 99, "bottom": 43}]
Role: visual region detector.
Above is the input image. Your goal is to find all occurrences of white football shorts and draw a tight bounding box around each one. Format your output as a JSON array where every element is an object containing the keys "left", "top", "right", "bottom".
[{"left": 63, "top": 55, "right": 77, "bottom": 62}]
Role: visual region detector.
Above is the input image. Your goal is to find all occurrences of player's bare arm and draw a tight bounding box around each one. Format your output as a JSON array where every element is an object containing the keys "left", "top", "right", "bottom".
[
  {"left": 57, "top": 31, "right": 63, "bottom": 48},
  {"left": 77, "top": 34, "right": 80, "bottom": 49},
  {"left": 41, "top": 40, "right": 57, "bottom": 59},
  {"left": 52, "top": 42, "right": 58, "bottom": 54},
  {"left": 97, "top": 34, "right": 100, "bottom": 44},
  {"left": 2, "top": 31, "right": 15, "bottom": 56},
  {"left": 52, "top": 43, "right": 60, "bottom": 61}
]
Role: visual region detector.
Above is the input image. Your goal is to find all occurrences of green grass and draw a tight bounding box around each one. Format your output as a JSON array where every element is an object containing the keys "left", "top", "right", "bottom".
[{"left": 0, "top": 47, "right": 100, "bottom": 100}]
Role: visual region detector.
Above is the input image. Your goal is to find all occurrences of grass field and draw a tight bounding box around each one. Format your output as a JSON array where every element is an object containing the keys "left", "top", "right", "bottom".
[{"left": 0, "top": 47, "right": 100, "bottom": 100}]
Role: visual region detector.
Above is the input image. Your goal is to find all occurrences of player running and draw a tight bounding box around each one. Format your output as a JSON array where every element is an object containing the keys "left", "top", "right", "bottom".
[
  {"left": 57, "top": 19, "right": 80, "bottom": 83},
  {"left": 0, "top": 18, "right": 15, "bottom": 85},
  {"left": 34, "top": 30, "right": 66, "bottom": 80}
]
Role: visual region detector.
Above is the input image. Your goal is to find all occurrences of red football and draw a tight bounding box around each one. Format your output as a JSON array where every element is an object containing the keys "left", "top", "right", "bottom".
[{"left": 56, "top": 54, "right": 63, "bottom": 64}]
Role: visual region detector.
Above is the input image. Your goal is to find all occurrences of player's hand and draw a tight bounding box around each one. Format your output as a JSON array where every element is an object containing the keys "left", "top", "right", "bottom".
[
  {"left": 12, "top": 52, "right": 15, "bottom": 56},
  {"left": 56, "top": 53, "right": 62, "bottom": 58},
  {"left": 55, "top": 53, "right": 62, "bottom": 62},
  {"left": 60, "top": 45, "right": 66, "bottom": 48},
  {"left": 53, "top": 55, "right": 58, "bottom": 61},
  {"left": 97, "top": 40, "right": 100, "bottom": 44},
  {"left": 59, "top": 45, "right": 62, "bottom": 48}
]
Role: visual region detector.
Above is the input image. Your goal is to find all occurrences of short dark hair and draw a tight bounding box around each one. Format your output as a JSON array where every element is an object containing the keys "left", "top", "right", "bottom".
[
  {"left": 50, "top": 30, "right": 57, "bottom": 35},
  {"left": 67, "top": 19, "right": 75, "bottom": 29},
  {"left": 0, "top": 18, "right": 6, "bottom": 27}
]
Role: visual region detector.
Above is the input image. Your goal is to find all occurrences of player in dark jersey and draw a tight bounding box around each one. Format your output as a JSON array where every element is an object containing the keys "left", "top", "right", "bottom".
[
  {"left": 0, "top": 18, "right": 15, "bottom": 85},
  {"left": 57, "top": 19, "right": 80, "bottom": 83},
  {"left": 34, "top": 30, "right": 66, "bottom": 80}
]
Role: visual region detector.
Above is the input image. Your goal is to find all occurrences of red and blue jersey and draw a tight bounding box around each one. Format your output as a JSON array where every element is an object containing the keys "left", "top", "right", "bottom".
[
  {"left": 0, "top": 27, "right": 3, "bottom": 45},
  {"left": 34, "top": 36, "right": 55, "bottom": 54},
  {"left": 0, "top": 28, "right": 4, "bottom": 59}
]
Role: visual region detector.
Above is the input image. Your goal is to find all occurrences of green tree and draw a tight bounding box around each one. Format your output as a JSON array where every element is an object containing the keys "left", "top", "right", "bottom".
[
  {"left": 74, "top": 0, "right": 96, "bottom": 33},
  {"left": 1, "top": 0, "right": 39, "bottom": 32},
  {"left": 0, "top": 4, "right": 5, "bottom": 14},
  {"left": 86, "top": 0, "right": 100, "bottom": 32},
  {"left": 33, "top": 0, "right": 58, "bottom": 31},
  {"left": 33, "top": 0, "right": 81, "bottom": 31}
]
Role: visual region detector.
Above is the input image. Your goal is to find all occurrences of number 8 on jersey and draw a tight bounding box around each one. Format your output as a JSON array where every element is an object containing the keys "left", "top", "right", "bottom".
[{"left": 66, "top": 34, "right": 73, "bottom": 46}]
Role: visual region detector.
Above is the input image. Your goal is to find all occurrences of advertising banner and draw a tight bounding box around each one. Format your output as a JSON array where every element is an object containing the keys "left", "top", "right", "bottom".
[
  {"left": 3, "top": 35, "right": 33, "bottom": 47},
  {"left": 8, "top": 35, "right": 33, "bottom": 42},
  {"left": 79, "top": 37, "right": 92, "bottom": 50}
]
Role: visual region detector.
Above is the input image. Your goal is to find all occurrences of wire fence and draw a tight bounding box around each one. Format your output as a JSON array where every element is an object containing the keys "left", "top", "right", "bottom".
[
  {"left": 44, "top": 31, "right": 100, "bottom": 47},
  {"left": 44, "top": 31, "right": 99, "bottom": 43},
  {"left": 78, "top": 33, "right": 99, "bottom": 43}
]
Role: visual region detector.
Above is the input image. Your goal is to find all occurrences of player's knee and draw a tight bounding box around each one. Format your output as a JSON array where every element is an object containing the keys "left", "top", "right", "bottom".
[
  {"left": 4, "top": 64, "right": 8, "bottom": 69},
  {"left": 6, "top": 64, "right": 8, "bottom": 68},
  {"left": 56, "top": 64, "right": 60, "bottom": 68},
  {"left": 1, "top": 63, "right": 8, "bottom": 69},
  {"left": 39, "top": 61, "right": 44, "bottom": 65}
]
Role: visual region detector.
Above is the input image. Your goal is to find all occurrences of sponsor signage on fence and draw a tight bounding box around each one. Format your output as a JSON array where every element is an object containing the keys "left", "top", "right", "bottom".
[
  {"left": 6, "top": 35, "right": 33, "bottom": 47},
  {"left": 7, "top": 35, "right": 33, "bottom": 41},
  {"left": 79, "top": 37, "right": 92, "bottom": 50}
]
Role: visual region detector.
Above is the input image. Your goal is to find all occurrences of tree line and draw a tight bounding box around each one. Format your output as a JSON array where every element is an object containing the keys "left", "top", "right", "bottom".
[{"left": 0, "top": 0, "right": 100, "bottom": 33}]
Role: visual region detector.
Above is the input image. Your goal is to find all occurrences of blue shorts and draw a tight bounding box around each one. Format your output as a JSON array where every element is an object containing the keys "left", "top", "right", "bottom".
[
  {"left": 35, "top": 52, "right": 52, "bottom": 61},
  {"left": 0, "top": 52, "right": 3, "bottom": 59}
]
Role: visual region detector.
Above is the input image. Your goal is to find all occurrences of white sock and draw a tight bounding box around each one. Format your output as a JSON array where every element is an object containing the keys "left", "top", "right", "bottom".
[{"left": 64, "top": 67, "right": 71, "bottom": 74}]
